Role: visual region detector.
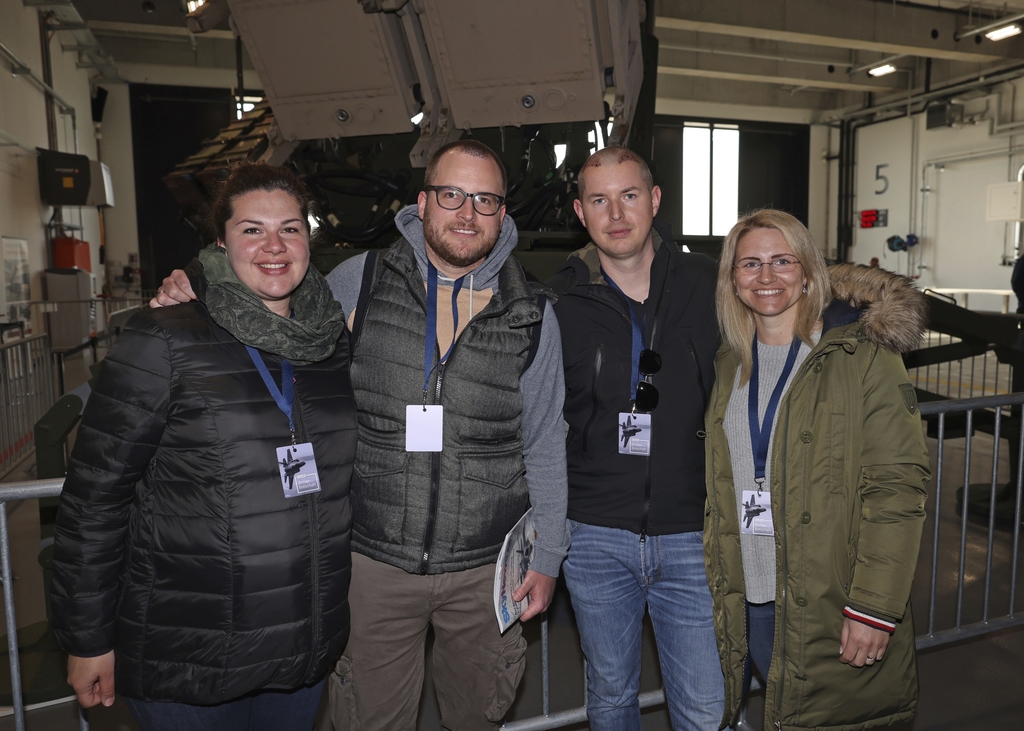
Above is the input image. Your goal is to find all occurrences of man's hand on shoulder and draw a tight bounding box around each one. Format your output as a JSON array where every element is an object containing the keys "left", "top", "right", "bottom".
[
  {"left": 513, "top": 569, "right": 556, "bottom": 622},
  {"left": 149, "top": 270, "right": 196, "bottom": 308}
]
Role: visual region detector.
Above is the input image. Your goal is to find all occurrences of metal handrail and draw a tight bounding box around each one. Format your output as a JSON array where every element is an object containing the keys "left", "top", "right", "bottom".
[{"left": 0, "top": 479, "right": 68, "bottom": 731}]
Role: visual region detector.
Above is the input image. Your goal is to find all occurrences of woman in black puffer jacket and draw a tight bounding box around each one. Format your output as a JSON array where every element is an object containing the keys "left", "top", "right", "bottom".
[{"left": 50, "top": 162, "right": 355, "bottom": 730}]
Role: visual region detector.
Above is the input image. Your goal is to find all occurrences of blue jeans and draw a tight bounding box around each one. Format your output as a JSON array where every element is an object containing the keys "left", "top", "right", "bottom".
[
  {"left": 122, "top": 678, "right": 325, "bottom": 731},
  {"left": 563, "top": 521, "right": 725, "bottom": 731}
]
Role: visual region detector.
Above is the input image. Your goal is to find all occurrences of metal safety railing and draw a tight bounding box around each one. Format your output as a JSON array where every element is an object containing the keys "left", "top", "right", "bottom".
[
  {"left": 0, "top": 336, "right": 54, "bottom": 481},
  {"left": 1, "top": 393, "right": 1024, "bottom": 730},
  {"left": 915, "top": 392, "right": 1024, "bottom": 649},
  {"left": 909, "top": 331, "right": 1015, "bottom": 400},
  {"left": 0, "top": 478, "right": 86, "bottom": 731}
]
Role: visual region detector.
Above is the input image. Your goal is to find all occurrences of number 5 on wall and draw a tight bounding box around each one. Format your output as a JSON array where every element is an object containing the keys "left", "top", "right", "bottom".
[{"left": 875, "top": 164, "right": 889, "bottom": 195}]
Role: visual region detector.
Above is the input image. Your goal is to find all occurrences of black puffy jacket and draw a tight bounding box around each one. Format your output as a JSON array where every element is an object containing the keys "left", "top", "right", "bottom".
[
  {"left": 548, "top": 230, "right": 720, "bottom": 535},
  {"left": 50, "top": 302, "right": 356, "bottom": 704}
]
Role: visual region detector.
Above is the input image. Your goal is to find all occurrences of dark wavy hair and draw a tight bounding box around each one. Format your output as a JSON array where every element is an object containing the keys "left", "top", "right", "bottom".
[{"left": 209, "top": 161, "right": 313, "bottom": 241}]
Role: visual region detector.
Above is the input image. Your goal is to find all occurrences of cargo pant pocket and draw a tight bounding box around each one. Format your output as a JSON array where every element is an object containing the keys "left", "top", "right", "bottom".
[
  {"left": 328, "top": 655, "right": 358, "bottom": 731},
  {"left": 485, "top": 629, "right": 528, "bottom": 723}
]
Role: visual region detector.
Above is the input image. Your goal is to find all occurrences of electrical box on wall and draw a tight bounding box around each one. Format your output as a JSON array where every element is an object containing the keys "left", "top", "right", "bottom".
[
  {"left": 37, "top": 150, "right": 114, "bottom": 208},
  {"left": 37, "top": 149, "right": 91, "bottom": 206},
  {"left": 926, "top": 103, "right": 964, "bottom": 130},
  {"left": 986, "top": 182, "right": 1024, "bottom": 221}
]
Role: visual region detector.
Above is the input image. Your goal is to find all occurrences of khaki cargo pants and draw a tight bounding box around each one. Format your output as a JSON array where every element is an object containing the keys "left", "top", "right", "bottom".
[{"left": 328, "top": 553, "right": 527, "bottom": 731}]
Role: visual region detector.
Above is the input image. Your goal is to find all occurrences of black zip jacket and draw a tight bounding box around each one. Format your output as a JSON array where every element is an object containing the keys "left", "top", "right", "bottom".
[
  {"left": 50, "top": 299, "right": 356, "bottom": 704},
  {"left": 548, "top": 229, "right": 720, "bottom": 535}
]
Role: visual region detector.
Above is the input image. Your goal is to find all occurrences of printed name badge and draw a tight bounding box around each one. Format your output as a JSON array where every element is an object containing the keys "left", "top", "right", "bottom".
[
  {"left": 617, "top": 412, "right": 653, "bottom": 456},
  {"left": 276, "top": 442, "right": 322, "bottom": 498},
  {"left": 407, "top": 405, "right": 443, "bottom": 452},
  {"left": 740, "top": 490, "right": 774, "bottom": 536}
]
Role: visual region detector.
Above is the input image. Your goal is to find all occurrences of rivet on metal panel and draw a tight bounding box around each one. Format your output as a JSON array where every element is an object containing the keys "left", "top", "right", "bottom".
[
  {"left": 336, "top": 109, "right": 350, "bottom": 123},
  {"left": 521, "top": 94, "right": 536, "bottom": 109},
  {"left": 544, "top": 89, "right": 565, "bottom": 110}
]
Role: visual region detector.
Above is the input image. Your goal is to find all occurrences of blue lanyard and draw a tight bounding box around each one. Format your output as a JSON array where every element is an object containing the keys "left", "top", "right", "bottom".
[
  {"left": 601, "top": 268, "right": 646, "bottom": 400},
  {"left": 423, "top": 261, "right": 466, "bottom": 394},
  {"left": 246, "top": 345, "right": 295, "bottom": 437},
  {"left": 748, "top": 337, "right": 801, "bottom": 488}
]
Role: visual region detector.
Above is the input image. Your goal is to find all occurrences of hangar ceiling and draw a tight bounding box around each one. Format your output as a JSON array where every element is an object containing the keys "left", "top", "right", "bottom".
[{"left": 28, "top": 0, "right": 1024, "bottom": 122}]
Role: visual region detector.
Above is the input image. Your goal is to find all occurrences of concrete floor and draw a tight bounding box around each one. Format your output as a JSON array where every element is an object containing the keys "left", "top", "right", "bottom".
[{"left": 1, "top": 349, "right": 1023, "bottom": 730}]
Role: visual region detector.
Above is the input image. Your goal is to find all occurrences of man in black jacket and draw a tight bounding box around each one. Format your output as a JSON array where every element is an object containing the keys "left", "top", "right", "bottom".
[{"left": 548, "top": 147, "right": 724, "bottom": 730}]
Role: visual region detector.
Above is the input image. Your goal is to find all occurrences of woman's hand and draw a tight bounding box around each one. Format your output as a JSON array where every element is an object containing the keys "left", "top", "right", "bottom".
[
  {"left": 67, "top": 651, "right": 116, "bottom": 707},
  {"left": 839, "top": 619, "right": 890, "bottom": 667}
]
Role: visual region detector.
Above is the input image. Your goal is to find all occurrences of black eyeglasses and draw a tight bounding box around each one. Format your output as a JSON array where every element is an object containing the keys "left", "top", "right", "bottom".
[
  {"left": 634, "top": 349, "right": 662, "bottom": 413},
  {"left": 424, "top": 185, "right": 505, "bottom": 216}
]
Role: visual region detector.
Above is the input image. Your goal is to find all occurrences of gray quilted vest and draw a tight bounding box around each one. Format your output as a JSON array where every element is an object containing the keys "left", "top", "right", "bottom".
[{"left": 350, "top": 239, "right": 543, "bottom": 574}]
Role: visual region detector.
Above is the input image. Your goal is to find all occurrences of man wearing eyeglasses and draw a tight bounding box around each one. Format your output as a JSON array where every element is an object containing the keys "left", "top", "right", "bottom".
[
  {"left": 547, "top": 146, "right": 723, "bottom": 730},
  {"left": 150, "top": 142, "right": 569, "bottom": 730}
]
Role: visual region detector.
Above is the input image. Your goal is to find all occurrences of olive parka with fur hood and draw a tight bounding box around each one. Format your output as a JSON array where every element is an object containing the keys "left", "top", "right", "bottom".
[{"left": 703, "top": 263, "right": 932, "bottom": 731}]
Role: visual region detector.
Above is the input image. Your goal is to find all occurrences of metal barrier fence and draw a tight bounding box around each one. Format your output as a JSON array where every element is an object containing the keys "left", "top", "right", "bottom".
[
  {"left": 0, "top": 336, "right": 54, "bottom": 481},
  {"left": 0, "top": 392, "right": 1023, "bottom": 730},
  {"left": 915, "top": 392, "right": 1024, "bottom": 648},
  {"left": 909, "top": 331, "right": 1015, "bottom": 400}
]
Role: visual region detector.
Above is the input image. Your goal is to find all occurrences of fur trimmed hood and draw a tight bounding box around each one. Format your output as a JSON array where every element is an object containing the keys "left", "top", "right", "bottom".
[{"left": 827, "top": 263, "right": 928, "bottom": 354}]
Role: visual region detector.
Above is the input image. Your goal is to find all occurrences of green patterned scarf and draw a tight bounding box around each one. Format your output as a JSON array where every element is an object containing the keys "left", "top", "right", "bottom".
[{"left": 198, "top": 244, "right": 346, "bottom": 365}]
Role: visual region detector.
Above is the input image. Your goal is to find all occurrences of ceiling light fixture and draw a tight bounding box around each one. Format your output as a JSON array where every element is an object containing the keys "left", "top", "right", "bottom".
[
  {"left": 985, "top": 24, "right": 1022, "bottom": 41},
  {"left": 868, "top": 64, "right": 897, "bottom": 77}
]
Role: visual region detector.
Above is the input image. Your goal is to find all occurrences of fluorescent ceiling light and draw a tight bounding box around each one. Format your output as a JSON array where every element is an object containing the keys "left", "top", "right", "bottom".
[
  {"left": 868, "top": 64, "right": 897, "bottom": 77},
  {"left": 985, "top": 24, "right": 1022, "bottom": 41}
]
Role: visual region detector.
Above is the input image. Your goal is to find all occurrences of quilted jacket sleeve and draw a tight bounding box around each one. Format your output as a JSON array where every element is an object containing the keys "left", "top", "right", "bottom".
[
  {"left": 849, "top": 345, "right": 930, "bottom": 623},
  {"left": 50, "top": 311, "right": 171, "bottom": 657}
]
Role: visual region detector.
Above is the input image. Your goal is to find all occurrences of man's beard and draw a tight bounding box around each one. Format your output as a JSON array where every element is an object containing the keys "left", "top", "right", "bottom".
[{"left": 423, "top": 216, "right": 499, "bottom": 269}]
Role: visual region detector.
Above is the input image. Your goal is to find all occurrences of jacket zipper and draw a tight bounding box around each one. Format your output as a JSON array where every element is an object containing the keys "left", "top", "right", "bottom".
[
  {"left": 767, "top": 346, "right": 829, "bottom": 728},
  {"left": 292, "top": 374, "right": 322, "bottom": 684},
  {"left": 419, "top": 342, "right": 443, "bottom": 574},
  {"left": 414, "top": 280, "right": 516, "bottom": 575}
]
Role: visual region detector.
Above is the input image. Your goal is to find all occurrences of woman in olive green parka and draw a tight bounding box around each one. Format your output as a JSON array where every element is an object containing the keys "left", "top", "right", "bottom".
[{"left": 704, "top": 210, "right": 931, "bottom": 731}]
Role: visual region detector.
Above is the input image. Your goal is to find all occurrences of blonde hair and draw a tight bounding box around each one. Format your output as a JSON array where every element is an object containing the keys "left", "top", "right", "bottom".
[{"left": 716, "top": 209, "right": 831, "bottom": 385}]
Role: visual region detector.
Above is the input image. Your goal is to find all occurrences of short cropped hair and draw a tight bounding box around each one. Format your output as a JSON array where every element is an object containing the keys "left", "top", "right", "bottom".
[
  {"left": 424, "top": 139, "right": 507, "bottom": 196},
  {"left": 577, "top": 146, "right": 654, "bottom": 198},
  {"left": 209, "top": 161, "right": 313, "bottom": 241},
  {"left": 716, "top": 209, "right": 831, "bottom": 385}
]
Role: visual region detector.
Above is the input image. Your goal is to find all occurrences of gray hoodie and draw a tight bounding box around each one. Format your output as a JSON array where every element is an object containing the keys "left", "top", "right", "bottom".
[{"left": 326, "top": 205, "right": 569, "bottom": 577}]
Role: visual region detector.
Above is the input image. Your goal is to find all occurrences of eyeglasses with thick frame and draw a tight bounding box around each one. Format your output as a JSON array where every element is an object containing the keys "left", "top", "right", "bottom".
[
  {"left": 633, "top": 349, "right": 662, "bottom": 413},
  {"left": 424, "top": 185, "right": 505, "bottom": 216},
  {"left": 733, "top": 257, "right": 802, "bottom": 275}
]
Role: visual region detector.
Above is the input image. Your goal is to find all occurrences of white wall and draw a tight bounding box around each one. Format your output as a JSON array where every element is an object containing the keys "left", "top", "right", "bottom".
[
  {"left": 807, "top": 123, "right": 830, "bottom": 252},
  {"left": 849, "top": 85, "right": 1024, "bottom": 311},
  {"left": 0, "top": 0, "right": 103, "bottom": 335},
  {"left": 96, "top": 83, "right": 139, "bottom": 297}
]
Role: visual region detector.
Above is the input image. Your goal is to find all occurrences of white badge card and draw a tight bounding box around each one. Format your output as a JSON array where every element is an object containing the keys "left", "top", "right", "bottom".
[
  {"left": 406, "top": 404, "right": 444, "bottom": 452},
  {"left": 277, "top": 442, "right": 322, "bottom": 498},
  {"left": 617, "top": 412, "right": 653, "bottom": 456},
  {"left": 740, "top": 490, "right": 774, "bottom": 536}
]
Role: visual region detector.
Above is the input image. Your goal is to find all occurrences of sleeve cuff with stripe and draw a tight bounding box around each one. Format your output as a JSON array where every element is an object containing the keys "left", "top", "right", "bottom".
[{"left": 843, "top": 605, "right": 896, "bottom": 634}]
